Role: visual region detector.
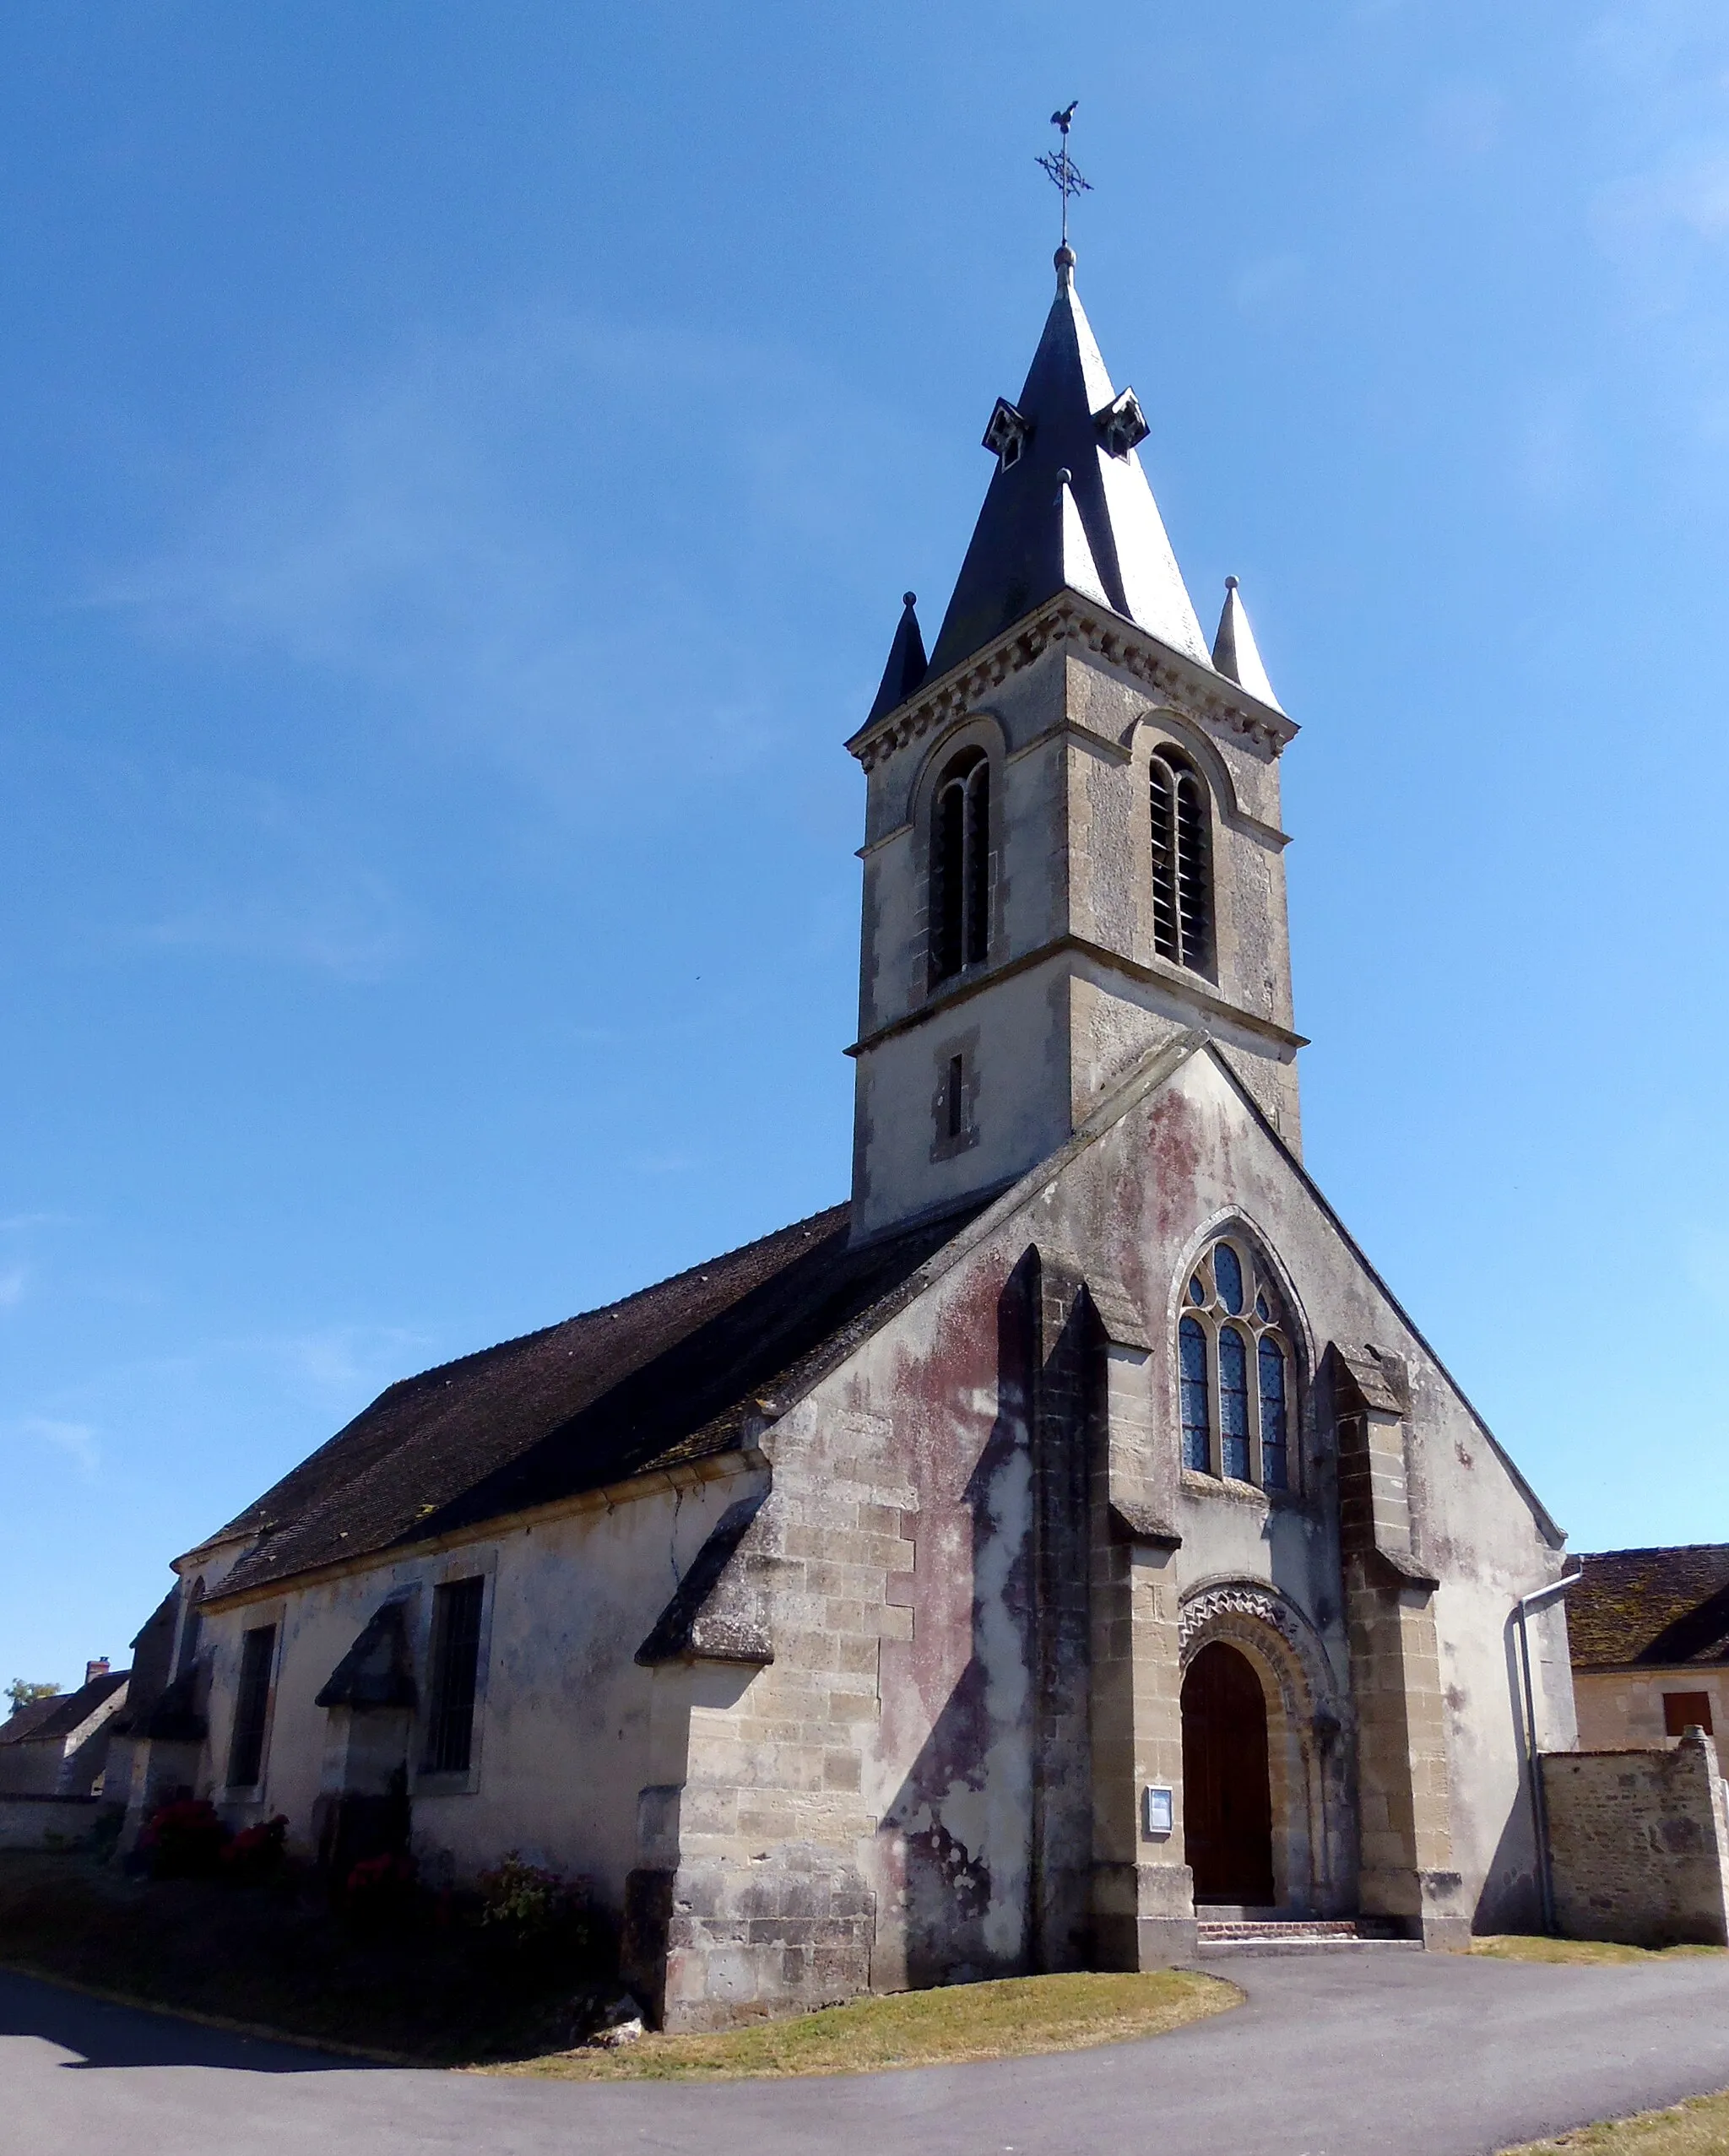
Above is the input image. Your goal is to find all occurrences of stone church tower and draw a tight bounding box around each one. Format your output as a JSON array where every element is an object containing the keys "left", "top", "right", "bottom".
[{"left": 849, "top": 243, "right": 1299, "bottom": 1240}]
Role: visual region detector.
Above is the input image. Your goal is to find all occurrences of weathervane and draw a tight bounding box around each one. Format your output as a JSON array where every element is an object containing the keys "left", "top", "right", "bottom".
[{"left": 1036, "top": 101, "right": 1092, "bottom": 250}]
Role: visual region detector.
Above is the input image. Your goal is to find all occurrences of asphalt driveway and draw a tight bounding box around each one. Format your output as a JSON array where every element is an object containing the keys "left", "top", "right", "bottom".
[{"left": 5, "top": 1948, "right": 1729, "bottom": 2156}]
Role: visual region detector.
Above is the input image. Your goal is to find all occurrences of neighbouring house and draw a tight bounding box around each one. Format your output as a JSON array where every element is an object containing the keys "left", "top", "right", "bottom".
[
  {"left": 112, "top": 237, "right": 1585, "bottom": 2029},
  {"left": 1567, "top": 1546, "right": 1729, "bottom": 1769},
  {"left": 0, "top": 1663, "right": 130, "bottom": 1797}
]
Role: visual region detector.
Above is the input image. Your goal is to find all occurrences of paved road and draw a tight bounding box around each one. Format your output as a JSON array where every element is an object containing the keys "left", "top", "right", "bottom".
[{"left": 6, "top": 1950, "right": 1729, "bottom": 2156}]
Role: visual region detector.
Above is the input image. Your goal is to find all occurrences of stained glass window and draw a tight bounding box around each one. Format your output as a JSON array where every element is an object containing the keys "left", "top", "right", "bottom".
[
  {"left": 1180, "top": 1238, "right": 1295, "bottom": 1493},
  {"left": 1179, "top": 1315, "right": 1211, "bottom": 1471},
  {"left": 1259, "top": 1336, "right": 1288, "bottom": 1490},
  {"left": 1219, "top": 1326, "right": 1249, "bottom": 1479}
]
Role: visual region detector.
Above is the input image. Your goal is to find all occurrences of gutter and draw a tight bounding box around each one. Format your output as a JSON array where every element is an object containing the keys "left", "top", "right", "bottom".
[{"left": 1515, "top": 1572, "right": 1581, "bottom": 1934}]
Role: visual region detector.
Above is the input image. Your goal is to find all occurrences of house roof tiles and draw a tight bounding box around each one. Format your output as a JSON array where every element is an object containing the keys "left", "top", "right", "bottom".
[
  {"left": 1568, "top": 1545, "right": 1729, "bottom": 1671},
  {"left": 0, "top": 1669, "right": 128, "bottom": 1747}
]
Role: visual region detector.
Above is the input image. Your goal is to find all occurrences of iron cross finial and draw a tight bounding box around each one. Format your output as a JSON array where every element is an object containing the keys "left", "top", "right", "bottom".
[{"left": 1036, "top": 101, "right": 1092, "bottom": 252}]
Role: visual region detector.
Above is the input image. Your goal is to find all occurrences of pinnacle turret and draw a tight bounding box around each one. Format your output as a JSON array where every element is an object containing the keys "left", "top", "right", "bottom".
[
  {"left": 865, "top": 592, "right": 929, "bottom": 723},
  {"left": 1211, "top": 577, "right": 1283, "bottom": 714}
]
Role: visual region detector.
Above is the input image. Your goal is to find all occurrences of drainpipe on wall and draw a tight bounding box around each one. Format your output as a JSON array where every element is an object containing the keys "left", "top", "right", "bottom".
[{"left": 1515, "top": 1572, "right": 1580, "bottom": 1936}]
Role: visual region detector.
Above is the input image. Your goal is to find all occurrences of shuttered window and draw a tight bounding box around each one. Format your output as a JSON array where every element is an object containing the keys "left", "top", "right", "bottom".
[
  {"left": 225, "top": 1624, "right": 275, "bottom": 1789},
  {"left": 425, "top": 1577, "right": 486, "bottom": 1774},
  {"left": 930, "top": 749, "right": 990, "bottom": 981},
  {"left": 1149, "top": 750, "right": 1212, "bottom": 972}
]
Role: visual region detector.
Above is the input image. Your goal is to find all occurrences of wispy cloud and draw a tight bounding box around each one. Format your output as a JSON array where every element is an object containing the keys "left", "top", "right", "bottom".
[
  {"left": 14, "top": 1416, "right": 100, "bottom": 1478},
  {"left": 268, "top": 1324, "right": 431, "bottom": 1408},
  {"left": 96, "top": 307, "right": 915, "bottom": 812},
  {"left": 0, "top": 1266, "right": 26, "bottom": 1308}
]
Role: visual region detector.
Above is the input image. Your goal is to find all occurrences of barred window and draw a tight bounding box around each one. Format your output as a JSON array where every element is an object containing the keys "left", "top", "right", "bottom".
[
  {"left": 1179, "top": 1238, "right": 1296, "bottom": 1491},
  {"left": 424, "top": 1577, "right": 485, "bottom": 1775},
  {"left": 225, "top": 1624, "right": 275, "bottom": 1789},
  {"left": 1149, "top": 749, "right": 1212, "bottom": 972},
  {"left": 930, "top": 747, "right": 990, "bottom": 982}
]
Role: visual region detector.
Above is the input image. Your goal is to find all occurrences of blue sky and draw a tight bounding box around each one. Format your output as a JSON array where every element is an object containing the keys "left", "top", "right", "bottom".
[{"left": 4, "top": 1, "right": 1727, "bottom": 1687}]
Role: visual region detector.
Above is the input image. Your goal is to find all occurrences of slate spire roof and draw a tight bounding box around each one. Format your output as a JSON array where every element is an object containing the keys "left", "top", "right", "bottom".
[
  {"left": 865, "top": 592, "right": 929, "bottom": 724},
  {"left": 924, "top": 246, "right": 1212, "bottom": 683},
  {"left": 1211, "top": 576, "right": 1283, "bottom": 713}
]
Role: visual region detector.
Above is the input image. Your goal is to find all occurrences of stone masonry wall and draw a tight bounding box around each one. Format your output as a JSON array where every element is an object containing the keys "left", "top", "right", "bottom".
[{"left": 1542, "top": 1733, "right": 1729, "bottom": 1947}]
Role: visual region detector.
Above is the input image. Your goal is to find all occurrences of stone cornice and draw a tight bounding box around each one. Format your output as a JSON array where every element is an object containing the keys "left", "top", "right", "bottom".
[
  {"left": 846, "top": 931, "right": 1308, "bottom": 1059},
  {"left": 845, "top": 591, "right": 1299, "bottom": 773}
]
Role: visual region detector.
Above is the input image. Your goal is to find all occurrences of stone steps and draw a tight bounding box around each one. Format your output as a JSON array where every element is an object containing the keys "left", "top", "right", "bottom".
[{"left": 1195, "top": 1912, "right": 1423, "bottom": 1955}]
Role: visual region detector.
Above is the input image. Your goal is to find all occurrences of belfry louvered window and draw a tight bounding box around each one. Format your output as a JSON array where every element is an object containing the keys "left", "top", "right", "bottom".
[
  {"left": 1149, "top": 749, "right": 1212, "bottom": 972},
  {"left": 930, "top": 747, "right": 990, "bottom": 983},
  {"left": 1179, "top": 1238, "right": 1296, "bottom": 1492}
]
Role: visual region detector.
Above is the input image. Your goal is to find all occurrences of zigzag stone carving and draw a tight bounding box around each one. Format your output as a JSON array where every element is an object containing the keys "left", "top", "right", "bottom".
[{"left": 1179, "top": 1582, "right": 1298, "bottom": 1652}]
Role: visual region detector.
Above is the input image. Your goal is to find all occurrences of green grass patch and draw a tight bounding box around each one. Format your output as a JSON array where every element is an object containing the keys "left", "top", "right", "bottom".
[
  {"left": 1472, "top": 1937, "right": 1727, "bottom": 1969},
  {"left": 493, "top": 1968, "right": 1242, "bottom": 2082},
  {"left": 1504, "top": 2087, "right": 1729, "bottom": 2153}
]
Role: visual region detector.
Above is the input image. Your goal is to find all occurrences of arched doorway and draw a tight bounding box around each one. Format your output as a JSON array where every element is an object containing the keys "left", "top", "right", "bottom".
[{"left": 1181, "top": 1639, "right": 1275, "bottom": 1906}]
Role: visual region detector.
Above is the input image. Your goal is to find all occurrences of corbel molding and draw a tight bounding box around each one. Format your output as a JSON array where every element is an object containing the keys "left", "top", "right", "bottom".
[{"left": 846, "top": 593, "right": 1298, "bottom": 775}]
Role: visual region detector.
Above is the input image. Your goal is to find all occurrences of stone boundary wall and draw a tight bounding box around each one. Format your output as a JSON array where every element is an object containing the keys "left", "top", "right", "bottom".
[
  {"left": 1542, "top": 1733, "right": 1729, "bottom": 1948},
  {"left": 0, "top": 1795, "right": 100, "bottom": 1851}
]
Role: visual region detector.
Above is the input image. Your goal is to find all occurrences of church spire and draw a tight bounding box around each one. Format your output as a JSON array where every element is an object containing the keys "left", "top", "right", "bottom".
[
  {"left": 866, "top": 591, "right": 929, "bottom": 723},
  {"left": 925, "top": 248, "right": 1211, "bottom": 680},
  {"left": 1210, "top": 576, "right": 1283, "bottom": 714}
]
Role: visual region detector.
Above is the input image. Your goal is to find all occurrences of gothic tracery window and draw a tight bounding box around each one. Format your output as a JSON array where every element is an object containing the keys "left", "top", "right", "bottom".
[
  {"left": 930, "top": 746, "right": 990, "bottom": 983},
  {"left": 1179, "top": 1238, "right": 1294, "bottom": 1491},
  {"left": 1149, "top": 747, "right": 1212, "bottom": 973}
]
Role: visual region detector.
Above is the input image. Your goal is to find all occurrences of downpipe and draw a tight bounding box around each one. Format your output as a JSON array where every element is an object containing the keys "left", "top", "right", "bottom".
[{"left": 1515, "top": 1572, "right": 1580, "bottom": 1936}]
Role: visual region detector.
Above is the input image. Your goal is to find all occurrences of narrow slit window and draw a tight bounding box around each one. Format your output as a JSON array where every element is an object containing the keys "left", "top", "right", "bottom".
[
  {"left": 930, "top": 748, "right": 990, "bottom": 982},
  {"left": 1219, "top": 1326, "right": 1250, "bottom": 1480},
  {"left": 1179, "top": 1315, "right": 1211, "bottom": 1472},
  {"left": 226, "top": 1624, "right": 275, "bottom": 1789},
  {"left": 425, "top": 1577, "right": 486, "bottom": 1774},
  {"left": 946, "top": 1054, "right": 965, "bottom": 1139},
  {"left": 1148, "top": 750, "right": 1212, "bottom": 973},
  {"left": 1259, "top": 1336, "right": 1288, "bottom": 1491}
]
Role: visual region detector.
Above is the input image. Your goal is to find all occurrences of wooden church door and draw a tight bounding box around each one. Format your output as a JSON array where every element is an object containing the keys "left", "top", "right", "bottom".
[{"left": 1181, "top": 1640, "right": 1276, "bottom": 1906}]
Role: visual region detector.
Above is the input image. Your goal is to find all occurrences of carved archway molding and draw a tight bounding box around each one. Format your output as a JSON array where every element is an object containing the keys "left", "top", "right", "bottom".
[{"left": 1178, "top": 1579, "right": 1341, "bottom": 1723}]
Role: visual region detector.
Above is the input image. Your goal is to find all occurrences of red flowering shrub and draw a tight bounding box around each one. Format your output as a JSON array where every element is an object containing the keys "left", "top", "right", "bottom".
[
  {"left": 220, "top": 1814, "right": 288, "bottom": 1886},
  {"left": 138, "top": 1799, "right": 230, "bottom": 1881},
  {"left": 343, "top": 1850, "right": 420, "bottom": 1933}
]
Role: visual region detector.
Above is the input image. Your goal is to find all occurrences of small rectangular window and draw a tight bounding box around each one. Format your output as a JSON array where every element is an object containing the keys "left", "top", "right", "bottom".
[
  {"left": 425, "top": 1577, "right": 486, "bottom": 1774},
  {"left": 946, "top": 1054, "right": 965, "bottom": 1139},
  {"left": 1663, "top": 1691, "right": 1713, "bottom": 1737},
  {"left": 226, "top": 1625, "right": 276, "bottom": 1788}
]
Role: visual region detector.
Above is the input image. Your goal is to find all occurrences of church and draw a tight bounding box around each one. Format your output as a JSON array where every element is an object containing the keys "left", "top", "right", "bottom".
[{"left": 105, "top": 237, "right": 1580, "bottom": 2029}]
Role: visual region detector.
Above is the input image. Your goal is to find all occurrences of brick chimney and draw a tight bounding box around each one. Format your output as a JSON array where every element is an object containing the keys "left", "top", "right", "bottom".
[{"left": 84, "top": 1658, "right": 109, "bottom": 1686}]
